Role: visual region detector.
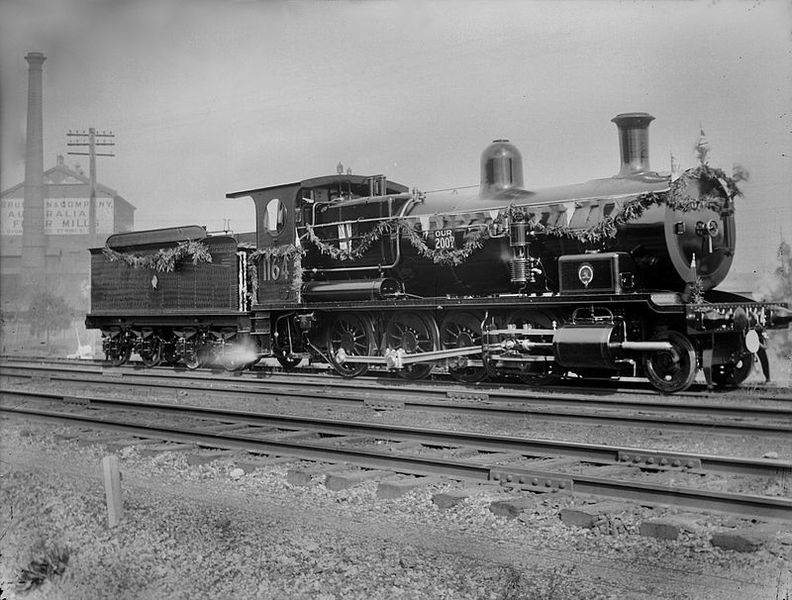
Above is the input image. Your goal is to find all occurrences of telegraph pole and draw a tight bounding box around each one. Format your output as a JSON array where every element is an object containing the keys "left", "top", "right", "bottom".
[{"left": 66, "top": 128, "right": 115, "bottom": 239}]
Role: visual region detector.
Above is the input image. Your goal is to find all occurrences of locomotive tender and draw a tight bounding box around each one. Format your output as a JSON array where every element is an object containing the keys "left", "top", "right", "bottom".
[{"left": 86, "top": 113, "right": 791, "bottom": 393}]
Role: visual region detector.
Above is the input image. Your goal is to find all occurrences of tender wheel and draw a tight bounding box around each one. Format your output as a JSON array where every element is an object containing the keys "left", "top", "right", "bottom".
[
  {"left": 326, "top": 313, "right": 376, "bottom": 378},
  {"left": 440, "top": 312, "right": 486, "bottom": 383},
  {"left": 183, "top": 340, "right": 211, "bottom": 371},
  {"left": 642, "top": 330, "right": 697, "bottom": 393},
  {"left": 105, "top": 341, "right": 131, "bottom": 367},
  {"left": 182, "top": 346, "right": 203, "bottom": 370},
  {"left": 160, "top": 334, "right": 180, "bottom": 366},
  {"left": 505, "top": 310, "right": 564, "bottom": 386},
  {"left": 384, "top": 311, "right": 439, "bottom": 380},
  {"left": 139, "top": 335, "right": 163, "bottom": 368},
  {"left": 712, "top": 354, "right": 753, "bottom": 388}
]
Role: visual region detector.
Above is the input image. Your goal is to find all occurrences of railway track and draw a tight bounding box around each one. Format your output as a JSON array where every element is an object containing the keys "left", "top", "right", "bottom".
[
  {"left": 3, "top": 355, "right": 791, "bottom": 400},
  {"left": 1, "top": 389, "right": 790, "bottom": 520},
  {"left": 2, "top": 363, "right": 791, "bottom": 437}
]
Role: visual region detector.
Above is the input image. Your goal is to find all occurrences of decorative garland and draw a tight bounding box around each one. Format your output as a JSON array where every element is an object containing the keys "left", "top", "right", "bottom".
[
  {"left": 305, "top": 219, "right": 498, "bottom": 267},
  {"left": 300, "top": 165, "right": 742, "bottom": 259},
  {"left": 246, "top": 245, "right": 304, "bottom": 303},
  {"left": 512, "top": 165, "right": 740, "bottom": 245},
  {"left": 684, "top": 163, "right": 743, "bottom": 200},
  {"left": 102, "top": 240, "right": 212, "bottom": 273}
]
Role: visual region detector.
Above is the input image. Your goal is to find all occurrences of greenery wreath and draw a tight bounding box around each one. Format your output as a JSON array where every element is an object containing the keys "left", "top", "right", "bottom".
[
  {"left": 102, "top": 162, "right": 741, "bottom": 307},
  {"left": 304, "top": 219, "right": 499, "bottom": 267},
  {"left": 302, "top": 164, "right": 742, "bottom": 259},
  {"left": 246, "top": 245, "right": 305, "bottom": 303},
  {"left": 101, "top": 240, "right": 212, "bottom": 273}
]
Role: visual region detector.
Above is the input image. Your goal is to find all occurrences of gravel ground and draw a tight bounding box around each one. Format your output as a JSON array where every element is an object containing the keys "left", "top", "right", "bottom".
[{"left": 0, "top": 419, "right": 790, "bottom": 600}]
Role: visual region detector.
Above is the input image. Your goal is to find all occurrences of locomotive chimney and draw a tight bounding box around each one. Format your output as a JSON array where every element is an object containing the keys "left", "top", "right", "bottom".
[
  {"left": 611, "top": 112, "right": 654, "bottom": 178},
  {"left": 480, "top": 139, "right": 524, "bottom": 197},
  {"left": 21, "top": 51, "right": 47, "bottom": 288}
]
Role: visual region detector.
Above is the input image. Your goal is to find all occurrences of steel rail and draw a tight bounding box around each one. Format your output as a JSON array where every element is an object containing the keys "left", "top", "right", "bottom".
[
  {"left": 1, "top": 370, "right": 789, "bottom": 436},
  {"left": 3, "top": 356, "right": 791, "bottom": 402},
  {"left": 1, "top": 403, "right": 789, "bottom": 521},
  {"left": 3, "top": 389, "right": 789, "bottom": 478},
  {"left": 0, "top": 357, "right": 792, "bottom": 410}
]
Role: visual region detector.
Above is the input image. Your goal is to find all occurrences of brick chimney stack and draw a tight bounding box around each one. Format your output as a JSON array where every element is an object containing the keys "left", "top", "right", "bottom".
[{"left": 21, "top": 51, "right": 47, "bottom": 288}]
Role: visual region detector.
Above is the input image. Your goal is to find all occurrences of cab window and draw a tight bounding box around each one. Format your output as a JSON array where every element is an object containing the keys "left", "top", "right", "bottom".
[{"left": 265, "top": 198, "right": 286, "bottom": 236}]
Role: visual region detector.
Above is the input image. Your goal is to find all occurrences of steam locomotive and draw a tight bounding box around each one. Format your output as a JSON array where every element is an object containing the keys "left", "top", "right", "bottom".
[{"left": 86, "top": 113, "right": 791, "bottom": 393}]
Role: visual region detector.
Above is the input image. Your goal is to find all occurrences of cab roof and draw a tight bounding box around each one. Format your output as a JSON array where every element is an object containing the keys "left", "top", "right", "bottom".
[{"left": 226, "top": 174, "right": 408, "bottom": 199}]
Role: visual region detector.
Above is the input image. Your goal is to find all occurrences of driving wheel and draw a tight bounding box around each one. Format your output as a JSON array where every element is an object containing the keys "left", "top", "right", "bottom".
[
  {"left": 642, "top": 330, "right": 697, "bottom": 393},
  {"left": 384, "top": 311, "right": 439, "bottom": 380},
  {"left": 326, "top": 312, "right": 376, "bottom": 377},
  {"left": 440, "top": 312, "right": 486, "bottom": 383}
]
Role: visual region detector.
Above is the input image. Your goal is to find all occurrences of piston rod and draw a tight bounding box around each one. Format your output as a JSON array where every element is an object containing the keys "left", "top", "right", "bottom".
[{"left": 611, "top": 341, "right": 674, "bottom": 352}]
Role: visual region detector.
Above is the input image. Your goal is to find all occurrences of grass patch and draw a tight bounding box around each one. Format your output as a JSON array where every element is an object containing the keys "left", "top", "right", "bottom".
[{"left": 14, "top": 539, "right": 70, "bottom": 593}]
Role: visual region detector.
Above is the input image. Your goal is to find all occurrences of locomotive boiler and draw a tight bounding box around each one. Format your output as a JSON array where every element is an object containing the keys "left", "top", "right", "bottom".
[
  {"left": 300, "top": 113, "right": 735, "bottom": 298},
  {"left": 87, "top": 112, "right": 791, "bottom": 393}
]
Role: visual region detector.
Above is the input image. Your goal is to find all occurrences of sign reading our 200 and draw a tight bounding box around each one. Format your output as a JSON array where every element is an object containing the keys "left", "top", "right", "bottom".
[
  {"left": 260, "top": 255, "right": 287, "bottom": 282},
  {"left": 433, "top": 228, "right": 456, "bottom": 250}
]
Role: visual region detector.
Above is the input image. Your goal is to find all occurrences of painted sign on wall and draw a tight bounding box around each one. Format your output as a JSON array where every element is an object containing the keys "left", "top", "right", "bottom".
[{"left": 1, "top": 197, "right": 114, "bottom": 235}]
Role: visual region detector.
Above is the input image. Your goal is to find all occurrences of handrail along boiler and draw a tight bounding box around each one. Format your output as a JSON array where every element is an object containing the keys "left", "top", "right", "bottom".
[{"left": 86, "top": 113, "right": 791, "bottom": 392}]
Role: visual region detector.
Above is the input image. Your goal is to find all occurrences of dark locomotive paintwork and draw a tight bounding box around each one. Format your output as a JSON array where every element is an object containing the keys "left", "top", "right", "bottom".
[
  {"left": 86, "top": 112, "right": 790, "bottom": 392},
  {"left": 89, "top": 235, "right": 242, "bottom": 313},
  {"left": 304, "top": 133, "right": 734, "bottom": 297}
]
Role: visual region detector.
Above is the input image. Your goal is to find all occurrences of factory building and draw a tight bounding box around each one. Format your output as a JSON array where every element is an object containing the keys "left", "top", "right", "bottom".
[{"left": 0, "top": 155, "right": 135, "bottom": 307}]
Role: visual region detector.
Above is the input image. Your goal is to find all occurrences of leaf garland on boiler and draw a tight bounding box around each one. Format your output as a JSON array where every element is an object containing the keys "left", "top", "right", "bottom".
[
  {"left": 513, "top": 165, "right": 743, "bottom": 246},
  {"left": 304, "top": 219, "right": 501, "bottom": 267},
  {"left": 301, "top": 163, "right": 743, "bottom": 260},
  {"left": 101, "top": 240, "right": 212, "bottom": 273}
]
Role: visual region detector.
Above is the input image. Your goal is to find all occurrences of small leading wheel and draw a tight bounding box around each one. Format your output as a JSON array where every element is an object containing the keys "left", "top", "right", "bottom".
[
  {"left": 384, "top": 311, "right": 439, "bottom": 380},
  {"left": 712, "top": 354, "right": 753, "bottom": 389},
  {"left": 139, "top": 336, "right": 163, "bottom": 368},
  {"left": 642, "top": 330, "right": 697, "bottom": 393},
  {"left": 326, "top": 312, "right": 376, "bottom": 377},
  {"left": 440, "top": 312, "right": 486, "bottom": 383}
]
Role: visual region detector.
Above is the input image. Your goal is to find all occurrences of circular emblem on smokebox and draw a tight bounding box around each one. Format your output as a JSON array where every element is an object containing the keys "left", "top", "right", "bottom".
[{"left": 578, "top": 263, "right": 594, "bottom": 287}]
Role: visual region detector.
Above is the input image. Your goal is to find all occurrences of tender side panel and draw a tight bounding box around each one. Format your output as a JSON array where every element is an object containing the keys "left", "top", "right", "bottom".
[{"left": 90, "top": 238, "right": 239, "bottom": 313}]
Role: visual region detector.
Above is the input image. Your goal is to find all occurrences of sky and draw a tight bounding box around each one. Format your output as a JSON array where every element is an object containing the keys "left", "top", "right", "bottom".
[{"left": 1, "top": 0, "right": 790, "bottom": 288}]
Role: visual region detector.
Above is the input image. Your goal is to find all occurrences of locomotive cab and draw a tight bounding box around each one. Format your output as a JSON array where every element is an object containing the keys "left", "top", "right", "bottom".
[{"left": 226, "top": 174, "right": 410, "bottom": 305}]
